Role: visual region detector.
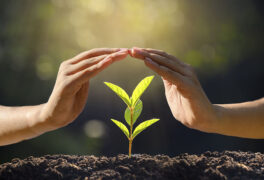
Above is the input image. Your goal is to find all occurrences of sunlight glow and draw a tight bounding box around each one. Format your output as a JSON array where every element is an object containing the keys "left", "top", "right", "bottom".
[{"left": 84, "top": 120, "right": 106, "bottom": 138}]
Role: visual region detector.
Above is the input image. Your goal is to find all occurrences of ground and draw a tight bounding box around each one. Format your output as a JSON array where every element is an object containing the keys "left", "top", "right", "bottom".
[{"left": 0, "top": 151, "right": 264, "bottom": 180}]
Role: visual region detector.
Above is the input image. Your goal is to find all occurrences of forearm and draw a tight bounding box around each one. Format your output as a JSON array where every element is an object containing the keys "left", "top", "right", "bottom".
[
  {"left": 211, "top": 98, "right": 264, "bottom": 139},
  {"left": 0, "top": 104, "right": 53, "bottom": 146},
  {"left": 0, "top": 49, "right": 127, "bottom": 146}
]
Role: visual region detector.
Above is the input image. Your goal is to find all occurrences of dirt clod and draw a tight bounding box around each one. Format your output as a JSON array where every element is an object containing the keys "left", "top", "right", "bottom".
[{"left": 0, "top": 151, "right": 263, "bottom": 179}]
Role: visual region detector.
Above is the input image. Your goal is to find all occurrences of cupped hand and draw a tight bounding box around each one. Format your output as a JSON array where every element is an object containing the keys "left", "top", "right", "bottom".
[
  {"left": 129, "top": 47, "right": 217, "bottom": 132},
  {"left": 40, "top": 48, "right": 128, "bottom": 129}
]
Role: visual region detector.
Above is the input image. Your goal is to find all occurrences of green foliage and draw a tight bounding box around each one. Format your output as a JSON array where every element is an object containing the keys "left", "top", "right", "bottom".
[
  {"left": 124, "top": 99, "right": 143, "bottom": 125},
  {"left": 130, "top": 76, "right": 154, "bottom": 107},
  {"left": 2, "top": 0, "right": 264, "bottom": 162},
  {"left": 132, "top": 119, "right": 160, "bottom": 138},
  {"left": 105, "top": 75, "right": 160, "bottom": 157},
  {"left": 111, "top": 119, "right": 129, "bottom": 139},
  {"left": 104, "top": 82, "right": 131, "bottom": 107}
]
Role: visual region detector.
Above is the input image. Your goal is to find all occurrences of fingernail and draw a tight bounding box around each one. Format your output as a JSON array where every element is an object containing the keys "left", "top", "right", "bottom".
[{"left": 120, "top": 48, "right": 128, "bottom": 51}]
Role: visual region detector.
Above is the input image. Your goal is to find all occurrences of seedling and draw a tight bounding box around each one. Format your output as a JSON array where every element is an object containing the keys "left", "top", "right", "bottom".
[{"left": 104, "top": 75, "right": 160, "bottom": 157}]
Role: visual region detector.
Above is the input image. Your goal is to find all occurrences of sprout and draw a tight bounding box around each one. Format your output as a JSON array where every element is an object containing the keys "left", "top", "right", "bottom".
[{"left": 104, "top": 75, "right": 160, "bottom": 157}]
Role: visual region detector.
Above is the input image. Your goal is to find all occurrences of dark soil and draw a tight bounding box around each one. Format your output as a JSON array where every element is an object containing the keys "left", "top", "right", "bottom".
[{"left": 0, "top": 151, "right": 264, "bottom": 180}]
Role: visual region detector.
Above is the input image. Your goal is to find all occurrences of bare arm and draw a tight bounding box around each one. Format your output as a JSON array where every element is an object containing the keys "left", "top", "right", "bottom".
[
  {"left": 0, "top": 104, "right": 47, "bottom": 145},
  {"left": 0, "top": 48, "right": 129, "bottom": 146},
  {"left": 214, "top": 98, "right": 264, "bottom": 139},
  {"left": 130, "top": 47, "right": 264, "bottom": 139}
]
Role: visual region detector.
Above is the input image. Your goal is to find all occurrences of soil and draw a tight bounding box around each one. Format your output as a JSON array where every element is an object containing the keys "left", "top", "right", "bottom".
[{"left": 0, "top": 151, "right": 264, "bottom": 180}]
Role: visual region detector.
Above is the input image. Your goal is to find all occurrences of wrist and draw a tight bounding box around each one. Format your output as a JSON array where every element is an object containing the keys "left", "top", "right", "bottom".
[
  {"left": 193, "top": 104, "right": 223, "bottom": 134},
  {"left": 27, "top": 103, "right": 56, "bottom": 137},
  {"left": 206, "top": 104, "right": 225, "bottom": 134}
]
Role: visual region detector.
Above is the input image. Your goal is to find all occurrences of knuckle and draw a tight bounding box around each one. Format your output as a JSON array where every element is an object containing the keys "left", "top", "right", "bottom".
[
  {"left": 60, "top": 61, "right": 67, "bottom": 67},
  {"left": 60, "top": 65, "right": 71, "bottom": 75},
  {"left": 185, "top": 64, "right": 195, "bottom": 75},
  {"left": 59, "top": 61, "right": 68, "bottom": 71},
  {"left": 160, "top": 50, "right": 168, "bottom": 56},
  {"left": 61, "top": 59, "right": 72, "bottom": 67}
]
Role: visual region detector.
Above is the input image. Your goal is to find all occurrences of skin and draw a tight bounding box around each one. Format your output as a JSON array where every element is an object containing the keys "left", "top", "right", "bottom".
[
  {"left": 0, "top": 48, "right": 129, "bottom": 146},
  {"left": 130, "top": 47, "right": 264, "bottom": 139},
  {"left": 1, "top": 46, "right": 264, "bottom": 146}
]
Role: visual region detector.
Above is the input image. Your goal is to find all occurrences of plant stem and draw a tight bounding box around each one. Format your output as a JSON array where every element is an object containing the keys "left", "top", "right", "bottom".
[
  {"left": 129, "top": 108, "right": 134, "bottom": 158},
  {"left": 129, "top": 139, "right": 132, "bottom": 157}
]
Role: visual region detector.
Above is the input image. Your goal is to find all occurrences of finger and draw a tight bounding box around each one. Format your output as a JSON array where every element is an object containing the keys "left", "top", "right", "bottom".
[
  {"left": 144, "top": 48, "right": 171, "bottom": 58},
  {"left": 132, "top": 48, "right": 187, "bottom": 76},
  {"left": 69, "top": 48, "right": 123, "bottom": 64},
  {"left": 71, "top": 51, "right": 128, "bottom": 85},
  {"left": 133, "top": 47, "right": 187, "bottom": 67},
  {"left": 129, "top": 47, "right": 145, "bottom": 59},
  {"left": 144, "top": 57, "right": 184, "bottom": 85},
  {"left": 134, "top": 47, "right": 173, "bottom": 59},
  {"left": 144, "top": 48, "right": 187, "bottom": 66},
  {"left": 67, "top": 49, "right": 128, "bottom": 75},
  {"left": 66, "top": 55, "right": 108, "bottom": 75}
]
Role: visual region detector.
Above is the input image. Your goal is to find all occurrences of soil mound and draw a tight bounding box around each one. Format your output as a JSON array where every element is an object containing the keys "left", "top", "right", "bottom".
[{"left": 0, "top": 151, "right": 264, "bottom": 180}]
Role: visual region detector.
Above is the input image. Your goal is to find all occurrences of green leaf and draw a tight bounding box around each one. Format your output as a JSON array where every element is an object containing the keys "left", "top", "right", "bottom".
[
  {"left": 104, "top": 82, "right": 131, "bottom": 107},
  {"left": 132, "top": 119, "right": 159, "bottom": 139},
  {"left": 111, "top": 119, "right": 129, "bottom": 139},
  {"left": 124, "top": 99, "right": 143, "bottom": 126},
  {"left": 131, "top": 76, "right": 154, "bottom": 107}
]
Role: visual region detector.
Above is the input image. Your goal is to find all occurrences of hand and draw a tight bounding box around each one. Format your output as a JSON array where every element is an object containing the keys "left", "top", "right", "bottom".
[
  {"left": 39, "top": 48, "right": 129, "bottom": 130},
  {"left": 130, "top": 47, "right": 217, "bottom": 132}
]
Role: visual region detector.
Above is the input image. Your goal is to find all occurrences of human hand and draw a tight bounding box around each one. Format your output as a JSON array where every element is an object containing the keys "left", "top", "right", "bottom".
[
  {"left": 129, "top": 47, "right": 217, "bottom": 132},
  {"left": 39, "top": 48, "right": 129, "bottom": 130}
]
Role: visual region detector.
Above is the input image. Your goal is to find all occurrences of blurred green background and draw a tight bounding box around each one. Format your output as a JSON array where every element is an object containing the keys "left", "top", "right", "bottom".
[{"left": 1, "top": 0, "right": 264, "bottom": 163}]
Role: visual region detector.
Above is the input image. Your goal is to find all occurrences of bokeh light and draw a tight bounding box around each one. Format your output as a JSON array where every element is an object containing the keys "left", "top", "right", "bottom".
[{"left": 84, "top": 120, "right": 106, "bottom": 138}]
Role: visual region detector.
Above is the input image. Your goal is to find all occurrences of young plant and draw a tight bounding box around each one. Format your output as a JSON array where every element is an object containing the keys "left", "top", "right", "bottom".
[{"left": 104, "top": 75, "right": 160, "bottom": 157}]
